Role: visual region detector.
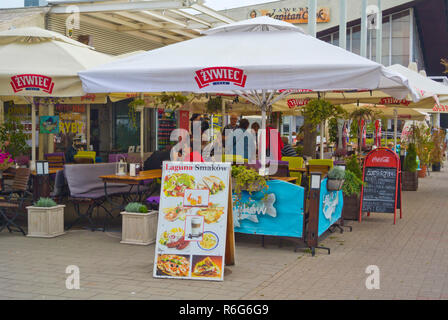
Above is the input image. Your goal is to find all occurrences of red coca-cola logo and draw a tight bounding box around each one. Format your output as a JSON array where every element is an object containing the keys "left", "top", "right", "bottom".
[
  {"left": 194, "top": 67, "right": 247, "bottom": 89},
  {"left": 10, "top": 74, "right": 54, "bottom": 94},
  {"left": 371, "top": 156, "right": 390, "bottom": 164}
]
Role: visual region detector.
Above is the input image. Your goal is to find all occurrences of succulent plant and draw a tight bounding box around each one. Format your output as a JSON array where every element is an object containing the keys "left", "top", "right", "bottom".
[
  {"left": 125, "top": 202, "right": 148, "bottom": 213},
  {"left": 34, "top": 197, "right": 57, "bottom": 207}
]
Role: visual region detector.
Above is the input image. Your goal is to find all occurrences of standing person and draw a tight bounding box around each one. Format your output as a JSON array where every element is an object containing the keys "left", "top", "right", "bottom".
[
  {"left": 266, "top": 122, "right": 283, "bottom": 161},
  {"left": 251, "top": 122, "right": 260, "bottom": 156},
  {"left": 222, "top": 113, "right": 239, "bottom": 157},
  {"left": 234, "top": 118, "right": 252, "bottom": 160},
  {"left": 281, "top": 136, "right": 298, "bottom": 157}
]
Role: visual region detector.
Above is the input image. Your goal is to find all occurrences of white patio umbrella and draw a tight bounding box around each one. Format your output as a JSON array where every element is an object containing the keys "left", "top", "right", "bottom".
[
  {"left": 0, "top": 27, "right": 113, "bottom": 164},
  {"left": 79, "top": 16, "right": 420, "bottom": 172}
]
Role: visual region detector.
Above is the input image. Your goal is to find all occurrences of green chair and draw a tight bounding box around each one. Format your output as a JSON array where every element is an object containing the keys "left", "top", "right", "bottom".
[
  {"left": 307, "top": 159, "right": 334, "bottom": 177},
  {"left": 222, "top": 154, "right": 244, "bottom": 164},
  {"left": 282, "top": 156, "right": 304, "bottom": 185}
]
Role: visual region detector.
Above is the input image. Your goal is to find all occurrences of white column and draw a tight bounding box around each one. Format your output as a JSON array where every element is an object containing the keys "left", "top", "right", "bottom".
[
  {"left": 339, "top": 0, "right": 347, "bottom": 50},
  {"left": 376, "top": 0, "right": 383, "bottom": 64},
  {"left": 361, "top": 0, "right": 368, "bottom": 57},
  {"left": 31, "top": 101, "right": 36, "bottom": 169},
  {"left": 260, "top": 103, "right": 267, "bottom": 176},
  {"left": 320, "top": 121, "right": 324, "bottom": 159},
  {"left": 0, "top": 100, "right": 4, "bottom": 126},
  {"left": 140, "top": 107, "right": 144, "bottom": 162},
  {"left": 308, "top": 0, "right": 317, "bottom": 37}
]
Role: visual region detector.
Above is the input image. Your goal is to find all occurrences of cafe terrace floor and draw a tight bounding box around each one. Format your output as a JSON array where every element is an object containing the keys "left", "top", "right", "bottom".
[{"left": 1, "top": 165, "right": 448, "bottom": 300}]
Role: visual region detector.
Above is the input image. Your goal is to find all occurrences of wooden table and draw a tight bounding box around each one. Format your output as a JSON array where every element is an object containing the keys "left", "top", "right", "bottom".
[
  {"left": 270, "top": 176, "right": 298, "bottom": 183},
  {"left": 288, "top": 168, "right": 307, "bottom": 173},
  {"left": 99, "top": 169, "right": 162, "bottom": 204},
  {"left": 30, "top": 168, "right": 63, "bottom": 176}
]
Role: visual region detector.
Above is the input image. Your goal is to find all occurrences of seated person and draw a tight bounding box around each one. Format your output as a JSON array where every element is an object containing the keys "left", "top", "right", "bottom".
[
  {"left": 143, "top": 147, "right": 172, "bottom": 170},
  {"left": 281, "top": 136, "right": 298, "bottom": 157}
]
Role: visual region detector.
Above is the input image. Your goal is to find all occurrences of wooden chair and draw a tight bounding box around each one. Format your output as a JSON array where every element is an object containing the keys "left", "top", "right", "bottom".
[
  {"left": 0, "top": 168, "right": 31, "bottom": 235},
  {"left": 74, "top": 151, "right": 96, "bottom": 164}
]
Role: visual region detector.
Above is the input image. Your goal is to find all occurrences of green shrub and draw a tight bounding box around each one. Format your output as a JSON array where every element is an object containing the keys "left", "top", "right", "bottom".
[
  {"left": 403, "top": 143, "right": 418, "bottom": 172},
  {"left": 342, "top": 170, "right": 364, "bottom": 197},
  {"left": 34, "top": 197, "right": 57, "bottom": 207},
  {"left": 327, "top": 167, "right": 345, "bottom": 180},
  {"left": 125, "top": 202, "right": 148, "bottom": 213},
  {"left": 345, "top": 154, "right": 362, "bottom": 180}
]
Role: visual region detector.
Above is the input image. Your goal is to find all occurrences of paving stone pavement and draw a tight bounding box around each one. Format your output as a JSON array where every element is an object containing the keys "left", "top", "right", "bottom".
[{"left": 1, "top": 166, "right": 448, "bottom": 300}]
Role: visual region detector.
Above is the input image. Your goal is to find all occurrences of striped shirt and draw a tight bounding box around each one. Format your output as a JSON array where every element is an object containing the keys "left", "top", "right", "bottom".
[{"left": 281, "top": 144, "right": 298, "bottom": 157}]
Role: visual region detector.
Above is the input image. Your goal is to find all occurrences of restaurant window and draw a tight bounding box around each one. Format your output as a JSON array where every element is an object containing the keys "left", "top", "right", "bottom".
[
  {"left": 54, "top": 104, "right": 88, "bottom": 154},
  {"left": 113, "top": 99, "right": 140, "bottom": 152}
]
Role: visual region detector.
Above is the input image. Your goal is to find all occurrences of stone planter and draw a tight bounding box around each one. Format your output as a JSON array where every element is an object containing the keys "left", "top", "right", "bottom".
[
  {"left": 342, "top": 194, "right": 361, "bottom": 221},
  {"left": 402, "top": 171, "right": 418, "bottom": 191},
  {"left": 26, "top": 205, "right": 65, "bottom": 238},
  {"left": 327, "top": 179, "right": 344, "bottom": 191},
  {"left": 120, "top": 211, "right": 158, "bottom": 245}
]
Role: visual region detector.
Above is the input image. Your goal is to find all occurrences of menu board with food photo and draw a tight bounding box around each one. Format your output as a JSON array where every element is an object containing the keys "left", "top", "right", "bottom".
[{"left": 153, "top": 161, "right": 232, "bottom": 281}]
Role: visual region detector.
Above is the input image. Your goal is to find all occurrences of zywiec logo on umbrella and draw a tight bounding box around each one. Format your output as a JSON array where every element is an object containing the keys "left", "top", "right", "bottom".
[
  {"left": 194, "top": 67, "right": 247, "bottom": 89},
  {"left": 10, "top": 74, "right": 54, "bottom": 94},
  {"left": 379, "top": 97, "right": 411, "bottom": 106},
  {"left": 287, "top": 98, "right": 310, "bottom": 108}
]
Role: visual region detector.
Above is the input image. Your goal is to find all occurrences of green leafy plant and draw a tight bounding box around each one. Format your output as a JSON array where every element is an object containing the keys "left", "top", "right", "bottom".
[
  {"left": 231, "top": 165, "right": 268, "bottom": 201},
  {"left": 128, "top": 99, "right": 144, "bottom": 128},
  {"left": 125, "top": 202, "right": 148, "bottom": 213},
  {"left": 34, "top": 197, "right": 57, "bottom": 207},
  {"left": 0, "top": 116, "right": 30, "bottom": 158},
  {"left": 327, "top": 167, "right": 345, "bottom": 180},
  {"left": 155, "top": 92, "right": 190, "bottom": 110},
  {"left": 403, "top": 143, "right": 418, "bottom": 172},
  {"left": 411, "top": 124, "right": 434, "bottom": 166},
  {"left": 302, "top": 99, "right": 345, "bottom": 129},
  {"left": 345, "top": 154, "right": 363, "bottom": 180},
  {"left": 342, "top": 170, "right": 364, "bottom": 197},
  {"left": 206, "top": 96, "right": 223, "bottom": 113},
  {"left": 295, "top": 145, "right": 304, "bottom": 156},
  {"left": 349, "top": 108, "right": 380, "bottom": 153}
]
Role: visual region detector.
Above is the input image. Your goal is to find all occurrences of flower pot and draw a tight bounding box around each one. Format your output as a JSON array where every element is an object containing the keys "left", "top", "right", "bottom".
[
  {"left": 432, "top": 163, "right": 441, "bottom": 172},
  {"left": 342, "top": 194, "right": 361, "bottom": 221},
  {"left": 327, "top": 178, "right": 344, "bottom": 191},
  {"left": 402, "top": 171, "right": 418, "bottom": 191},
  {"left": 418, "top": 165, "right": 427, "bottom": 178},
  {"left": 26, "top": 205, "right": 65, "bottom": 238},
  {"left": 120, "top": 210, "right": 158, "bottom": 245}
]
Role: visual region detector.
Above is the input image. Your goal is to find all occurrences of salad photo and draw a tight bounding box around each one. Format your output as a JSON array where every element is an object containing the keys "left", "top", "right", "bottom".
[{"left": 163, "top": 173, "right": 196, "bottom": 197}]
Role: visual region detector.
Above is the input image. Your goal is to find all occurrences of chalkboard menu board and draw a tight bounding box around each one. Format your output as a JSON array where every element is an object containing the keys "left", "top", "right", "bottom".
[{"left": 361, "top": 167, "right": 397, "bottom": 213}]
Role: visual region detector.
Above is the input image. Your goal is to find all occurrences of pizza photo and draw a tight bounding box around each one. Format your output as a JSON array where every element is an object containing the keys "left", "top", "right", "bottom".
[
  {"left": 191, "top": 256, "right": 222, "bottom": 278},
  {"left": 156, "top": 254, "right": 190, "bottom": 277}
]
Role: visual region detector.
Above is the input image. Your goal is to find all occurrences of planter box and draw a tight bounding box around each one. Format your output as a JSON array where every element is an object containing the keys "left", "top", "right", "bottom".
[
  {"left": 121, "top": 211, "right": 158, "bottom": 245},
  {"left": 342, "top": 194, "right": 360, "bottom": 221},
  {"left": 432, "top": 163, "right": 441, "bottom": 172},
  {"left": 327, "top": 179, "right": 344, "bottom": 191},
  {"left": 26, "top": 205, "right": 65, "bottom": 238},
  {"left": 402, "top": 171, "right": 418, "bottom": 191}
]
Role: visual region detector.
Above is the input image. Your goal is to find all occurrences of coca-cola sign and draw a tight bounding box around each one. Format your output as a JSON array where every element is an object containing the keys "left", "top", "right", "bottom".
[
  {"left": 371, "top": 156, "right": 390, "bottom": 164},
  {"left": 10, "top": 74, "right": 54, "bottom": 94},
  {"left": 194, "top": 67, "right": 247, "bottom": 89}
]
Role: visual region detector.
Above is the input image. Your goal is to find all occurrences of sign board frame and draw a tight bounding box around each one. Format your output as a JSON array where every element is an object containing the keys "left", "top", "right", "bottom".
[
  {"left": 359, "top": 148, "right": 403, "bottom": 224},
  {"left": 153, "top": 161, "right": 235, "bottom": 282}
]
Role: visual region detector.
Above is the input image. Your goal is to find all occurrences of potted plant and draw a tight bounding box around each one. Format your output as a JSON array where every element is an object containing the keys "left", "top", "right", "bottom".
[
  {"left": 231, "top": 165, "right": 268, "bottom": 203},
  {"left": 0, "top": 150, "right": 13, "bottom": 172},
  {"left": 327, "top": 166, "right": 345, "bottom": 191},
  {"left": 26, "top": 197, "right": 65, "bottom": 238},
  {"left": 341, "top": 170, "right": 364, "bottom": 221},
  {"left": 120, "top": 202, "right": 158, "bottom": 245},
  {"left": 402, "top": 143, "right": 418, "bottom": 191},
  {"left": 0, "top": 116, "right": 30, "bottom": 159},
  {"left": 413, "top": 124, "right": 433, "bottom": 178},
  {"left": 430, "top": 129, "right": 445, "bottom": 172}
]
